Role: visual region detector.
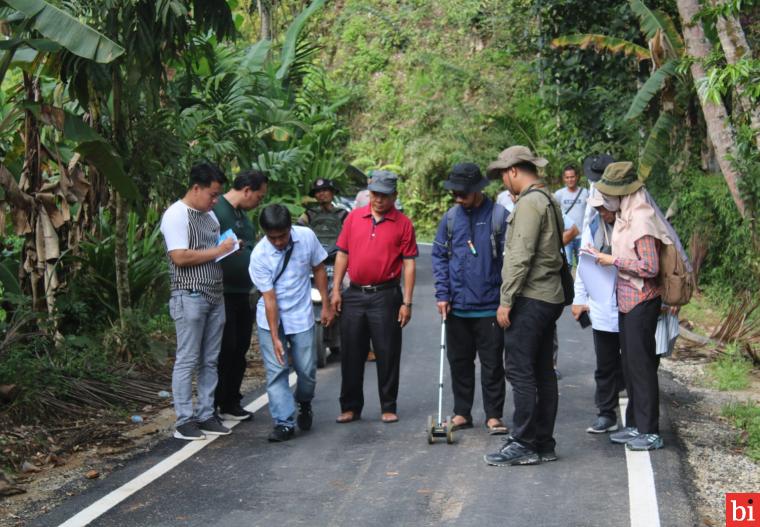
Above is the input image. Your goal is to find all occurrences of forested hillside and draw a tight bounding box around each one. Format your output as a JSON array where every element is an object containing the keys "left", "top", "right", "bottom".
[{"left": 0, "top": 0, "right": 757, "bottom": 480}]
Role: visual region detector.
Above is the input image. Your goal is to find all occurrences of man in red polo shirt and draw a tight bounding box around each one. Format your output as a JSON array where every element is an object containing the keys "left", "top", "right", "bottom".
[{"left": 331, "top": 170, "right": 418, "bottom": 424}]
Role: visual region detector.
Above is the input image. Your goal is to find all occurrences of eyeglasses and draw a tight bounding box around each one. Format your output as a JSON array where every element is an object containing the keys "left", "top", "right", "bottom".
[{"left": 452, "top": 191, "right": 469, "bottom": 199}]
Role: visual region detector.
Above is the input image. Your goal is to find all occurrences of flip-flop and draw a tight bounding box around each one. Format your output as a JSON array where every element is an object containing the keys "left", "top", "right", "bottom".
[
  {"left": 336, "top": 411, "right": 361, "bottom": 423},
  {"left": 486, "top": 421, "right": 509, "bottom": 435},
  {"left": 449, "top": 420, "right": 474, "bottom": 432},
  {"left": 381, "top": 412, "right": 399, "bottom": 423}
]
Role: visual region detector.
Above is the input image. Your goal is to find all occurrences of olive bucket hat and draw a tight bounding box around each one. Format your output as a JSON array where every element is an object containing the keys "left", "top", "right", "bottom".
[
  {"left": 594, "top": 161, "right": 644, "bottom": 196},
  {"left": 486, "top": 145, "right": 548, "bottom": 179}
]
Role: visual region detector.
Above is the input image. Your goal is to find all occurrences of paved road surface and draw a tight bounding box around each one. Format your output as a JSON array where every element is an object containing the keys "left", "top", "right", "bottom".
[{"left": 40, "top": 244, "right": 697, "bottom": 527}]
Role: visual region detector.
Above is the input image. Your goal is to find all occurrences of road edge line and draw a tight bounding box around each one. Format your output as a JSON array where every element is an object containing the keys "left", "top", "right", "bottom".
[
  {"left": 620, "top": 398, "right": 661, "bottom": 527},
  {"left": 57, "top": 372, "right": 297, "bottom": 527}
]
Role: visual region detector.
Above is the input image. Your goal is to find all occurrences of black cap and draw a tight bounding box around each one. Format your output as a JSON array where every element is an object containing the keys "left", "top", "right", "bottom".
[
  {"left": 583, "top": 154, "right": 615, "bottom": 183},
  {"left": 309, "top": 178, "right": 339, "bottom": 197},
  {"left": 443, "top": 162, "right": 488, "bottom": 193}
]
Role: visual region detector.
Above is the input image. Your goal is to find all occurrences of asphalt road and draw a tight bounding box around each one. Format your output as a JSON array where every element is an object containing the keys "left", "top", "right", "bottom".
[{"left": 40, "top": 244, "right": 697, "bottom": 527}]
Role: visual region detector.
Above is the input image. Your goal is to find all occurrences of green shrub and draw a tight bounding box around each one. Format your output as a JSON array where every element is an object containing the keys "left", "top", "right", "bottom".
[
  {"left": 708, "top": 343, "right": 753, "bottom": 391},
  {"left": 722, "top": 401, "right": 760, "bottom": 462}
]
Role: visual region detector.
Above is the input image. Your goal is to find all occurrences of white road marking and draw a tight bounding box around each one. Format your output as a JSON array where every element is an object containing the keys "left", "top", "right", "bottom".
[
  {"left": 620, "top": 398, "right": 661, "bottom": 527},
  {"left": 58, "top": 372, "right": 297, "bottom": 527}
]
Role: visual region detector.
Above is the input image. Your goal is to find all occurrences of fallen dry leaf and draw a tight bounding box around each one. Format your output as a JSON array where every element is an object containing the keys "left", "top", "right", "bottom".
[
  {"left": 21, "top": 461, "right": 41, "bottom": 474},
  {"left": 84, "top": 470, "right": 99, "bottom": 480}
]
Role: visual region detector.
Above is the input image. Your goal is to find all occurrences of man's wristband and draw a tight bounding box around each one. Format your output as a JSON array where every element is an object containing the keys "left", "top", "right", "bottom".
[{"left": 402, "top": 302, "right": 412, "bottom": 308}]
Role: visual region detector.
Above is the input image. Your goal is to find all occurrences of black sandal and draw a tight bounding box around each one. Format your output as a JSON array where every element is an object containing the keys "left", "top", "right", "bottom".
[{"left": 449, "top": 416, "right": 474, "bottom": 432}]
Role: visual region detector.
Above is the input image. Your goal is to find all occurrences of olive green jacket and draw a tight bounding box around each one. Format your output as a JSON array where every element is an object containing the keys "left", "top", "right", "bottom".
[{"left": 500, "top": 182, "right": 565, "bottom": 307}]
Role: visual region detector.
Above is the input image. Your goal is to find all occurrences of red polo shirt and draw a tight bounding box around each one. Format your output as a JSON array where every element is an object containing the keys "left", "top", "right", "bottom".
[{"left": 336, "top": 205, "right": 418, "bottom": 285}]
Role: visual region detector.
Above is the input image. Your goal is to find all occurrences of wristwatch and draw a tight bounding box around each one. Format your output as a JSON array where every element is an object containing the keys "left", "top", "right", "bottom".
[{"left": 402, "top": 302, "right": 413, "bottom": 308}]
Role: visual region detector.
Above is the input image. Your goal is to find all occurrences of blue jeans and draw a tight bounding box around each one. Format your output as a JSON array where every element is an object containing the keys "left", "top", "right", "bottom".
[
  {"left": 565, "top": 237, "right": 581, "bottom": 267},
  {"left": 258, "top": 325, "right": 316, "bottom": 428},
  {"left": 169, "top": 291, "right": 226, "bottom": 427}
]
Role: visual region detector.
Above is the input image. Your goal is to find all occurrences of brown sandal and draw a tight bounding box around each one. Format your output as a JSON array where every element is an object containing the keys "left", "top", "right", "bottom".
[{"left": 336, "top": 411, "right": 361, "bottom": 423}]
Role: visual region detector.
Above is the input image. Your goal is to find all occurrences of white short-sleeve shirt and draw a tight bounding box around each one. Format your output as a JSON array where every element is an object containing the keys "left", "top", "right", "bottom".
[{"left": 249, "top": 226, "right": 328, "bottom": 334}]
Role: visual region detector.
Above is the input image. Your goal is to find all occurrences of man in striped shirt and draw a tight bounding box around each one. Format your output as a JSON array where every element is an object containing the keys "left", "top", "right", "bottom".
[{"left": 160, "top": 163, "right": 239, "bottom": 441}]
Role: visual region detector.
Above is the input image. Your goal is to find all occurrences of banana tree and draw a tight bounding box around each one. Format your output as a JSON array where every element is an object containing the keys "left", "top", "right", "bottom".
[
  {"left": 0, "top": 0, "right": 127, "bottom": 316},
  {"left": 552, "top": 0, "right": 688, "bottom": 180}
]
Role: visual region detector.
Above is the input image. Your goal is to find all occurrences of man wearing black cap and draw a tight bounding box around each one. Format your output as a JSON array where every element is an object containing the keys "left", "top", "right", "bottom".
[
  {"left": 298, "top": 178, "right": 348, "bottom": 251},
  {"left": 432, "top": 163, "right": 509, "bottom": 435}
]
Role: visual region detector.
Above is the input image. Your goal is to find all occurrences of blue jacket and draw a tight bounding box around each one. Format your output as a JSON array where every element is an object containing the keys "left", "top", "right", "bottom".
[{"left": 432, "top": 198, "right": 507, "bottom": 311}]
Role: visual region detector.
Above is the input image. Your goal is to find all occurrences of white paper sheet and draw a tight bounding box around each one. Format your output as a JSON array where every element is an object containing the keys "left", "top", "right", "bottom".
[
  {"left": 577, "top": 251, "right": 617, "bottom": 303},
  {"left": 215, "top": 228, "right": 240, "bottom": 262}
]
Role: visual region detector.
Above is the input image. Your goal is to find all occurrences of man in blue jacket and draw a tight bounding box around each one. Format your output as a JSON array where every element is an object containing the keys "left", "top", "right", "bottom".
[{"left": 432, "top": 163, "right": 509, "bottom": 434}]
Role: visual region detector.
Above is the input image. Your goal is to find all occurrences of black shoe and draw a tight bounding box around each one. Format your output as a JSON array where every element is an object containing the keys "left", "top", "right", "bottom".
[
  {"left": 297, "top": 401, "right": 313, "bottom": 431},
  {"left": 538, "top": 449, "right": 558, "bottom": 462},
  {"left": 484, "top": 440, "right": 540, "bottom": 466},
  {"left": 198, "top": 416, "right": 231, "bottom": 436},
  {"left": 219, "top": 405, "right": 253, "bottom": 421},
  {"left": 586, "top": 416, "right": 618, "bottom": 434},
  {"left": 173, "top": 422, "right": 206, "bottom": 441},
  {"left": 268, "top": 425, "right": 294, "bottom": 442}
]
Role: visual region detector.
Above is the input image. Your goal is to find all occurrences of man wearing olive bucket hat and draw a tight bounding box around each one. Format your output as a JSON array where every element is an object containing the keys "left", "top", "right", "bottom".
[
  {"left": 483, "top": 146, "right": 566, "bottom": 466},
  {"left": 585, "top": 161, "right": 691, "bottom": 451}
]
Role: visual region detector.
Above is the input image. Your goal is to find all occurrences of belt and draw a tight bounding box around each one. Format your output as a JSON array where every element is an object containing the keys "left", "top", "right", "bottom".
[{"left": 349, "top": 279, "right": 399, "bottom": 293}]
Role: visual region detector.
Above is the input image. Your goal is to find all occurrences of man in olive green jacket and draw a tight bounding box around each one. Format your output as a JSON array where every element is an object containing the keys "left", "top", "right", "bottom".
[{"left": 483, "top": 146, "right": 565, "bottom": 467}]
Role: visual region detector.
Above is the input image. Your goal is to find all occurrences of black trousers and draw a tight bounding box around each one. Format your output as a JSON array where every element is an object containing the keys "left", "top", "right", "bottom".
[
  {"left": 619, "top": 297, "right": 662, "bottom": 434},
  {"left": 214, "top": 293, "right": 253, "bottom": 411},
  {"left": 339, "top": 286, "right": 402, "bottom": 414},
  {"left": 446, "top": 314, "right": 505, "bottom": 420},
  {"left": 592, "top": 329, "right": 625, "bottom": 420},
  {"left": 504, "top": 297, "right": 564, "bottom": 451}
]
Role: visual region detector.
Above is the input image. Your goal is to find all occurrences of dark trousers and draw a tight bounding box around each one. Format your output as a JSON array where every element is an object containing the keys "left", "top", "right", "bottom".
[
  {"left": 446, "top": 314, "right": 505, "bottom": 420},
  {"left": 619, "top": 297, "right": 662, "bottom": 434},
  {"left": 592, "top": 329, "right": 625, "bottom": 420},
  {"left": 504, "top": 297, "right": 564, "bottom": 452},
  {"left": 339, "top": 286, "right": 402, "bottom": 414},
  {"left": 214, "top": 293, "right": 253, "bottom": 411}
]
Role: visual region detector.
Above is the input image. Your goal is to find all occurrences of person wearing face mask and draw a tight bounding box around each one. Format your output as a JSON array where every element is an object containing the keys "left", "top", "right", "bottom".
[
  {"left": 431, "top": 163, "right": 509, "bottom": 435},
  {"left": 572, "top": 187, "right": 626, "bottom": 435}
]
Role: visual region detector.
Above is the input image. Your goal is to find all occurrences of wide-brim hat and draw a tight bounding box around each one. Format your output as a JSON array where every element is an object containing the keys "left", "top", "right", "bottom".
[
  {"left": 582, "top": 154, "right": 615, "bottom": 183},
  {"left": 594, "top": 161, "right": 644, "bottom": 196},
  {"left": 486, "top": 145, "right": 548, "bottom": 178},
  {"left": 443, "top": 162, "right": 488, "bottom": 193},
  {"left": 367, "top": 170, "right": 398, "bottom": 194},
  {"left": 309, "top": 178, "right": 339, "bottom": 197}
]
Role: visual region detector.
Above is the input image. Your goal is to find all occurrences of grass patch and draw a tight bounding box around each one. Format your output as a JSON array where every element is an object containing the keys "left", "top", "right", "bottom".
[
  {"left": 680, "top": 292, "right": 725, "bottom": 334},
  {"left": 722, "top": 401, "right": 760, "bottom": 462},
  {"left": 708, "top": 343, "right": 753, "bottom": 391}
]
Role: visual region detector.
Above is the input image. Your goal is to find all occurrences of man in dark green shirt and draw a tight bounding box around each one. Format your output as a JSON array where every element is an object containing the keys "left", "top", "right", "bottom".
[
  {"left": 483, "top": 146, "right": 565, "bottom": 467},
  {"left": 213, "top": 170, "right": 268, "bottom": 420}
]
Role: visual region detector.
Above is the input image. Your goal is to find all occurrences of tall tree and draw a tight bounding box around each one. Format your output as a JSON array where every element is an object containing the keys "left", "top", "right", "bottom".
[{"left": 676, "top": 0, "right": 747, "bottom": 216}]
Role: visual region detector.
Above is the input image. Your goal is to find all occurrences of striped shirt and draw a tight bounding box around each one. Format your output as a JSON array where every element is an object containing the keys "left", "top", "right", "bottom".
[
  {"left": 160, "top": 200, "right": 224, "bottom": 304},
  {"left": 614, "top": 235, "right": 660, "bottom": 313}
]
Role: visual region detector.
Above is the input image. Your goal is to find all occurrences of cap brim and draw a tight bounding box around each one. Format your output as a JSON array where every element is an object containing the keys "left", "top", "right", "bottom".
[
  {"left": 587, "top": 195, "right": 605, "bottom": 208},
  {"left": 533, "top": 157, "right": 548, "bottom": 168},
  {"left": 486, "top": 161, "right": 510, "bottom": 179},
  {"left": 367, "top": 184, "right": 395, "bottom": 194},
  {"left": 443, "top": 178, "right": 489, "bottom": 192}
]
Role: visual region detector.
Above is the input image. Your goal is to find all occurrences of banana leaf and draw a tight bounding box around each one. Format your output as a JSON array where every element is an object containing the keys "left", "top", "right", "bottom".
[{"left": 4, "top": 0, "right": 124, "bottom": 63}]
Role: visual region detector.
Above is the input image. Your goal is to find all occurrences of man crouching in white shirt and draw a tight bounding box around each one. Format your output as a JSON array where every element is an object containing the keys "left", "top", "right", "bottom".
[{"left": 249, "top": 204, "right": 335, "bottom": 442}]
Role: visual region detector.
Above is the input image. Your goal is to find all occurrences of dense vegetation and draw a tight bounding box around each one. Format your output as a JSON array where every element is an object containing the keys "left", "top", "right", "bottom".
[{"left": 0, "top": 0, "right": 757, "bottom": 433}]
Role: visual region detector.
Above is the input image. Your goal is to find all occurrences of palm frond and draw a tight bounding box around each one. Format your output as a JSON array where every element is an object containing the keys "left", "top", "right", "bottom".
[
  {"left": 628, "top": 0, "right": 685, "bottom": 57},
  {"left": 550, "top": 34, "right": 650, "bottom": 61},
  {"left": 624, "top": 60, "right": 677, "bottom": 120},
  {"left": 638, "top": 111, "right": 676, "bottom": 180}
]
